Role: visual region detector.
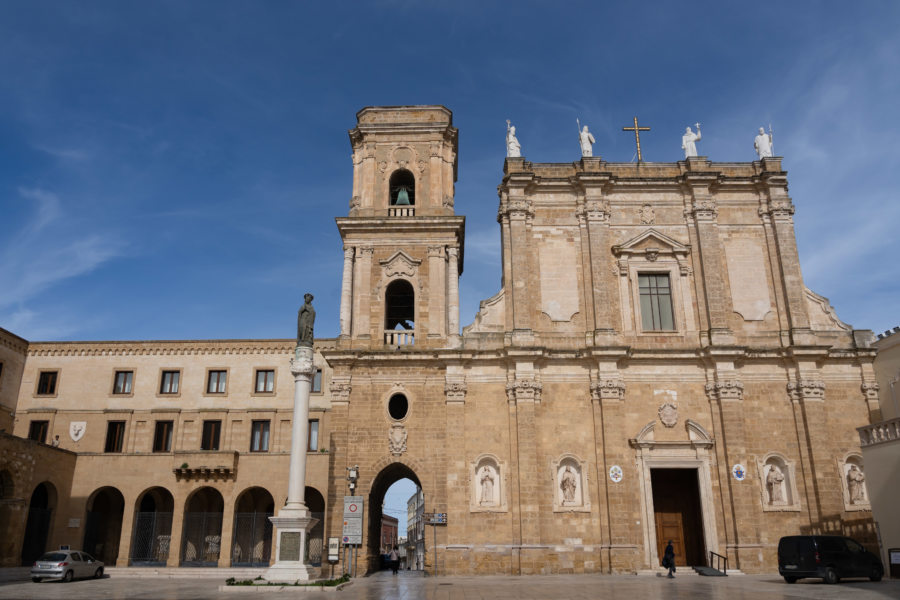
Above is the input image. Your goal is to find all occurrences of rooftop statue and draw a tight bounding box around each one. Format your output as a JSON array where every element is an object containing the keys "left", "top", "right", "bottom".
[
  {"left": 296, "top": 293, "right": 315, "bottom": 347},
  {"left": 506, "top": 120, "right": 521, "bottom": 158},
  {"left": 682, "top": 123, "right": 701, "bottom": 158},
  {"left": 754, "top": 126, "right": 774, "bottom": 158},
  {"left": 577, "top": 118, "right": 595, "bottom": 157}
]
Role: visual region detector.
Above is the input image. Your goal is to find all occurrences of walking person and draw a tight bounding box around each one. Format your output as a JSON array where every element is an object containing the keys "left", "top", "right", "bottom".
[
  {"left": 662, "top": 540, "right": 676, "bottom": 578},
  {"left": 389, "top": 546, "right": 400, "bottom": 575}
]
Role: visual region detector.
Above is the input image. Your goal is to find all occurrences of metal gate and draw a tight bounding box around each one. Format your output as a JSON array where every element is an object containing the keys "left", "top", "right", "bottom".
[
  {"left": 20, "top": 507, "right": 51, "bottom": 565},
  {"left": 306, "top": 511, "right": 324, "bottom": 566},
  {"left": 130, "top": 512, "right": 172, "bottom": 565},
  {"left": 180, "top": 512, "right": 223, "bottom": 566},
  {"left": 231, "top": 512, "right": 272, "bottom": 567}
]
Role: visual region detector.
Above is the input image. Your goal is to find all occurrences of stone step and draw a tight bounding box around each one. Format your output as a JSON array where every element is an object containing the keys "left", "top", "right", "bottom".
[{"left": 106, "top": 567, "right": 267, "bottom": 579}]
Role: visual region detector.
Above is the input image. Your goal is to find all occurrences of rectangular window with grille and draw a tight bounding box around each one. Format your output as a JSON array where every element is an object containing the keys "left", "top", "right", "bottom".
[
  {"left": 153, "top": 420, "right": 173, "bottom": 452},
  {"left": 36, "top": 371, "right": 58, "bottom": 395},
  {"left": 255, "top": 370, "right": 275, "bottom": 393},
  {"left": 250, "top": 420, "right": 270, "bottom": 452},
  {"left": 160, "top": 370, "right": 180, "bottom": 394},
  {"left": 201, "top": 420, "right": 221, "bottom": 450},
  {"left": 638, "top": 274, "right": 675, "bottom": 331},
  {"left": 113, "top": 370, "right": 133, "bottom": 395},
  {"left": 28, "top": 420, "right": 49, "bottom": 443},
  {"left": 207, "top": 370, "right": 227, "bottom": 394},
  {"left": 308, "top": 419, "right": 319, "bottom": 451},
  {"left": 105, "top": 421, "right": 126, "bottom": 453}
]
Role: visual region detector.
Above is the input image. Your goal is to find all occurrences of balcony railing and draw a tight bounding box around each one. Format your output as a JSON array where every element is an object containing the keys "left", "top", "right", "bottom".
[
  {"left": 858, "top": 417, "right": 900, "bottom": 447},
  {"left": 384, "top": 329, "right": 415, "bottom": 346},
  {"left": 388, "top": 207, "right": 415, "bottom": 217}
]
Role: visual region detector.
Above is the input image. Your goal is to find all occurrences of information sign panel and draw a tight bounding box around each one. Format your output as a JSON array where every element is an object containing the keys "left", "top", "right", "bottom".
[
  {"left": 327, "top": 537, "right": 340, "bottom": 562},
  {"left": 343, "top": 496, "right": 364, "bottom": 517}
]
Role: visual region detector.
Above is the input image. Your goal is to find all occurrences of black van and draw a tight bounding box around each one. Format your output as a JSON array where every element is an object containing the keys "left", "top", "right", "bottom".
[{"left": 778, "top": 535, "right": 883, "bottom": 584}]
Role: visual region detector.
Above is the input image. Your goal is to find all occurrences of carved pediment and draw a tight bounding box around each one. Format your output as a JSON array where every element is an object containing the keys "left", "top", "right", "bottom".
[
  {"left": 612, "top": 229, "right": 690, "bottom": 259},
  {"left": 380, "top": 251, "right": 422, "bottom": 278}
]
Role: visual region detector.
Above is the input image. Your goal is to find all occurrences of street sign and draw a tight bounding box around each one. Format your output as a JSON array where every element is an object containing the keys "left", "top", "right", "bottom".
[
  {"left": 425, "top": 512, "right": 447, "bottom": 525},
  {"left": 327, "top": 537, "right": 340, "bottom": 562},
  {"left": 343, "top": 496, "right": 364, "bottom": 517}
]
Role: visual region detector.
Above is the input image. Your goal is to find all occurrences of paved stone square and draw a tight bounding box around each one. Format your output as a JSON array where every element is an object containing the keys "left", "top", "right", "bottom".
[{"left": 0, "top": 571, "right": 897, "bottom": 600}]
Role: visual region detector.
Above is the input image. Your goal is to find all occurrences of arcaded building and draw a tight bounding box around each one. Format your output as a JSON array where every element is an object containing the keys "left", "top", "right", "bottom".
[{"left": 0, "top": 106, "right": 881, "bottom": 575}]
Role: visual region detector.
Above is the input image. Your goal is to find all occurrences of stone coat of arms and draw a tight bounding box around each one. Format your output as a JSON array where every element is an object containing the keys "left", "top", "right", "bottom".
[
  {"left": 388, "top": 424, "right": 407, "bottom": 455},
  {"left": 69, "top": 421, "right": 86, "bottom": 442},
  {"left": 658, "top": 402, "right": 678, "bottom": 428}
]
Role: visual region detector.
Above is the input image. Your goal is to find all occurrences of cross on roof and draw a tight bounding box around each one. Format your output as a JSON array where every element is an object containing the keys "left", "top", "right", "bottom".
[{"left": 622, "top": 116, "right": 651, "bottom": 162}]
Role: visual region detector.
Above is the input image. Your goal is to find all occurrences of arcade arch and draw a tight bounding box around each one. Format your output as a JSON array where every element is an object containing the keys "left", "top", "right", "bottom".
[
  {"left": 181, "top": 487, "right": 224, "bottom": 566},
  {"left": 231, "top": 487, "right": 274, "bottom": 567},
  {"left": 131, "top": 487, "right": 174, "bottom": 565},
  {"left": 20, "top": 482, "right": 57, "bottom": 565},
  {"left": 83, "top": 486, "right": 125, "bottom": 565},
  {"left": 305, "top": 486, "right": 325, "bottom": 566},
  {"left": 366, "top": 462, "right": 422, "bottom": 573}
]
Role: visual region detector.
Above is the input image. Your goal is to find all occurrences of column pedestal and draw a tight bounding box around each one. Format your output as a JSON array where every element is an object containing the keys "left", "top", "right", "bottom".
[{"left": 264, "top": 344, "right": 320, "bottom": 583}]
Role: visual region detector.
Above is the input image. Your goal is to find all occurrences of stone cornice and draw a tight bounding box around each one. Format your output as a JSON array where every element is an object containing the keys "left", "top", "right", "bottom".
[{"left": 26, "top": 338, "right": 338, "bottom": 357}]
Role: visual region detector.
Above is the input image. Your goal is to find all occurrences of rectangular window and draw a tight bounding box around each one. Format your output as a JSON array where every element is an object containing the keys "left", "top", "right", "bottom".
[
  {"left": 307, "top": 419, "right": 319, "bottom": 451},
  {"left": 250, "top": 420, "right": 270, "bottom": 452},
  {"left": 312, "top": 369, "right": 322, "bottom": 393},
  {"left": 255, "top": 369, "right": 275, "bottom": 393},
  {"left": 201, "top": 420, "right": 221, "bottom": 450},
  {"left": 207, "top": 370, "right": 227, "bottom": 394},
  {"left": 28, "top": 420, "right": 49, "bottom": 443},
  {"left": 638, "top": 274, "right": 675, "bottom": 331},
  {"left": 113, "top": 370, "right": 133, "bottom": 395},
  {"left": 152, "top": 420, "right": 174, "bottom": 452},
  {"left": 160, "top": 370, "right": 180, "bottom": 394},
  {"left": 104, "top": 421, "right": 126, "bottom": 453},
  {"left": 36, "top": 371, "right": 58, "bottom": 395}
]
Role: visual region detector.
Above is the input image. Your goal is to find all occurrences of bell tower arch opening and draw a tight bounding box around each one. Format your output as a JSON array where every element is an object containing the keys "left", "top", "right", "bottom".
[
  {"left": 385, "top": 279, "right": 415, "bottom": 333},
  {"left": 389, "top": 169, "right": 415, "bottom": 206},
  {"left": 366, "top": 463, "right": 422, "bottom": 573}
]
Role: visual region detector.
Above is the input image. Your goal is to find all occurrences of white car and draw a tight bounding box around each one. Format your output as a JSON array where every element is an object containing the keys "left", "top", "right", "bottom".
[{"left": 31, "top": 550, "right": 104, "bottom": 583}]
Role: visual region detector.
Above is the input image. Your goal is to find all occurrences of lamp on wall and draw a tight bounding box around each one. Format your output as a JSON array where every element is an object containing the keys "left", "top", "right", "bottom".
[{"left": 347, "top": 465, "right": 359, "bottom": 493}]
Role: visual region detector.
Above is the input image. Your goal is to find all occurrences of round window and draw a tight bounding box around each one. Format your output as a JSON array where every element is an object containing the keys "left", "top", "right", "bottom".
[{"left": 388, "top": 393, "right": 409, "bottom": 421}]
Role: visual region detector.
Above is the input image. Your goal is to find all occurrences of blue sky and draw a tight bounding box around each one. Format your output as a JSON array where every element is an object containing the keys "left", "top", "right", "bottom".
[{"left": 1, "top": 2, "right": 898, "bottom": 341}]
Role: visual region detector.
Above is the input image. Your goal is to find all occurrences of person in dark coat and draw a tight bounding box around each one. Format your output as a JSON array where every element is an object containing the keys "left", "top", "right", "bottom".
[
  {"left": 662, "top": 540, "right": 676, "bottom": 578},
  {"left": 389, "top": 546, "right": 400, "bottom": 574}
]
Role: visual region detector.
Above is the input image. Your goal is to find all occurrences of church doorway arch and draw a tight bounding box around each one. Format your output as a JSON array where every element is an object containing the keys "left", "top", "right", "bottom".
[
  {"left": 231, "top": 487, "right": 274, "bottom": 567},
  {"left": 180, "top": 487, "right": 224, "bottom": 566},
  {"left": 83, "top": 486, "right": 125, "bottom": 565},
  {"left": 365, "top": 463, "right": 422, "bottom": 573},
  {"left": 20, "top": 482, "right": 56, "bottom": 565},
  {"left": 130, "top": 487, "right": 174, "bottom": 566}
]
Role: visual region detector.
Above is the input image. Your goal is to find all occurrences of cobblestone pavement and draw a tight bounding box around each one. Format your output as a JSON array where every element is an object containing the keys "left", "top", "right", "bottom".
[{"left": 0, "top": 570, "right": 897, "bottom": 600}]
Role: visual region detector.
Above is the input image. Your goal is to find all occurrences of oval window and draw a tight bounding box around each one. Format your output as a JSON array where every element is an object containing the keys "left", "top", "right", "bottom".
[{"left": 388, "top": 393, "right": 409, "bottom": 420}]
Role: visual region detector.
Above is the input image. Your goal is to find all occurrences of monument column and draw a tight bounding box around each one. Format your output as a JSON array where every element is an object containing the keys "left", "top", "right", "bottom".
[
  {"left": 265, "top": 294, "right": 320, "bottom": 582},
  {"left": 339, "top": 246, "right": 355, "bottom": 338}
]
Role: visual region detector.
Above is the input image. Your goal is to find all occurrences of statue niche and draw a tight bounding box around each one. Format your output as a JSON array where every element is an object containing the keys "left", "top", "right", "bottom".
[
  {"left": 552, "top": 455, "right": 589, "bottom": 512},
  {"left": 756, "top": 453, "right": 800, "bottom": 512},
  {"left": 470, "top": 455, "right": 505, "bottom": 512},
  {"left": 840, "top": 454, "right": 869, "bottom": 511}
]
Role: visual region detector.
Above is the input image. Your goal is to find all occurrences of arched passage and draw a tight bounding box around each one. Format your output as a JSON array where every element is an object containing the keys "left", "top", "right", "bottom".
[
  {"left": 21, "top": 482, "right": 57, "bottom": 565},
  {"left": 366, "top": 463, "right": 422, "bottom": 573},
  {"left": 130, "top": 487, "right": 174, "bottom": 566},
  {"left": 305, "top": 486, "right": 325, "bottom": 566},
  {"left": 181, "top": 487, "right": 224, "bottom": 566},
  {"left": 231, "top": 487, "right": 274, "bottom": 567},
  {"left": 83, "top": 486, "right": 125, "bottom": 565}
]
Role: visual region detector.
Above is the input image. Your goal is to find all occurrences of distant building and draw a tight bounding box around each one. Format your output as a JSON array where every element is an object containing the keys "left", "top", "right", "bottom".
[
  {"left": 380, "top": 514, "right": 398, "bottom": 554},
  {"left": 406, "top": 488, "right": 424, "bottom": 570}
]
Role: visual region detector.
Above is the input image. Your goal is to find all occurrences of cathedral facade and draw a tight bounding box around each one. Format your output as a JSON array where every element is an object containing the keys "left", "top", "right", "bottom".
[{"left": 0, "top": 105, "right": 880, "bottom": 575}]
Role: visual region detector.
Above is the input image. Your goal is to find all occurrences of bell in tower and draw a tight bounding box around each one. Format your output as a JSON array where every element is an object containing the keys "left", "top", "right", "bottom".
[{"left": 395, "top": 186, "right": 410, "bottom": 206}]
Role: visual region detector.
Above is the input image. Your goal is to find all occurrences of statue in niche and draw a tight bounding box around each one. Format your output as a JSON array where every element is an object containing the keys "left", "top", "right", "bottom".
[
  {"left": 296, "top": 293, "right": 315, "bottom": 347},
  {"left": 506, "top": 120, "right": 521, "bottom": 158},
  {"left": 765, "top": 464, "right": 786, "bottom": 505},
  {"left": 479, "top": 465, "right": 496, "bottom": 506},
  {"left": 682, "top": 123, "right": 701, "bottom": 158},
  {"left": 847, "top": 465, "right": 867, "bottom": 504},
  {"left": 560, "top": 465, "right": 578, "bottom": 505},
  {"left": 754, "top": 126, "right": 774, "bottom": 158}
]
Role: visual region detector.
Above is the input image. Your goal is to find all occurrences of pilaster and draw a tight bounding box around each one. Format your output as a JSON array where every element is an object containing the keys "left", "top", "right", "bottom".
[{"left": 427, "top": 245, "right": 446, "bottom": 338}]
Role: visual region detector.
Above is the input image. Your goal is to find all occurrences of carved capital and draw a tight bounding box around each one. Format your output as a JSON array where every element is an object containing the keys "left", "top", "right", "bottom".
[
  {"left": 444, "top": 382, "right": 467, "bottom": 403},
  {"left": 498, "top": 196, "right": 534, "bottom": 223},
  {"left": 705, "top": 379, "right": 744, "bottom": 401},
  {"left": 443, "top": 194, "right": 454, "bottom": 208},
  {"left": 290, "top": 345, "right": 315, "bottom": 378},
  {"left": 446, "top": 246, "right": 459, "bottom": 259},
  {"left": 788, "top": 379, "right": 825, "bottom": 401},
  {"left": 579, "top": 199, "right": 610, "bottom": 223},
  {"left": 506, "top": 380, "right": 542, "bottom": 404},
  {"left": 861, "top": 382, "right": 880, "bottom": 400},
  {"left": 591, "top": 378, "right": 626, "bottom": 402},
  {"left": 690, "top": 197, "right": 718, "bottom": 220},
  {"left": 358, "top": 246, "right": 374, "bottom": 257},
  {"left": 343, "top": 246, "right": 355, "bottom": 260},
  {"left": 427, "top": 245, "right": 445, "bottom": 258},
  {"left": 329, "top": 380, "right": 352, "bottom": 402},
  {"left": 768, "top": 198, "right": 795, "bottom": 220}
]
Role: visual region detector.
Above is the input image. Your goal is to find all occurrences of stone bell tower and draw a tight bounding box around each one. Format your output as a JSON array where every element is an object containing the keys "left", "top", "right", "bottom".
[{"left": 336, "top": 106, "right": 465, "bottom": 349}]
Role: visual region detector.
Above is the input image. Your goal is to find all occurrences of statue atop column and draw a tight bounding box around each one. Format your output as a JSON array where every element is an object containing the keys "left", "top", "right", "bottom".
[
  {"left": 296, "top": 293, "right": 316, "bottom": 347},
  {"left": 506, "top": 120, "right": 522, "bottom": 158},
  {"left": 754, "top": 126, "right": 774, "bottom": 158},
  {"left": 682, "top": 123, "right": 701, "bottom": 158},
  {"left": 577, "top": 118, "right": 595, "bottom": 157}
]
